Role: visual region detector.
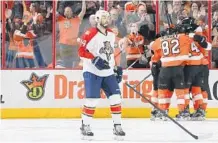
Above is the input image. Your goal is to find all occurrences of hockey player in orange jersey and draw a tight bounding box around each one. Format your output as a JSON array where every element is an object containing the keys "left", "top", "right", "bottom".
[
  {"left": 149, "top": 53, "right": 161, "bottom": 120},
  {"left": 181, "top": 17, "right": 212, "bottom": 120},
  {"left": 149, "top": 32, "right": 168, "bottom": 120},
  {"left": 151, "top": 28, "right": 191, "bottom": 120},
  {"left": 193, "top": 18, "right": 211, "bottom": 120}
]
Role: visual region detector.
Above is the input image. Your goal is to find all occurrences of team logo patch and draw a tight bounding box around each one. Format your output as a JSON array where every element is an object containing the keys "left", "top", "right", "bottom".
[
  {"left": 99, "top": 41, "right": 113, "bottom": 61},
  {"left": 21, "top": 73, "right": 49, "bottom": 101}
]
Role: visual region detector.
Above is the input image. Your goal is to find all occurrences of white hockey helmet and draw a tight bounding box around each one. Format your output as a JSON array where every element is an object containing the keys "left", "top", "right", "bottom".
[{"left": 95, "top": 10, "right": 111, "bottom": 27}]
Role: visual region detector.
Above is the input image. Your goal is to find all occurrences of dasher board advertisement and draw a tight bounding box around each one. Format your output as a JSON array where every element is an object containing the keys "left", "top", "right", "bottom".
[{"left": 1, "top": 70, "right": 218, "bottom": 118}]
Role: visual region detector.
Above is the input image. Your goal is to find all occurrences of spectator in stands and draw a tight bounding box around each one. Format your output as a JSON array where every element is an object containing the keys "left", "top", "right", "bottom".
[
  {"left": 78, "top": 0, "right": 100, "bottom": 36},
  {"left": 126, "top": 3, "right": 154, "bottom": 44},
  {"left": 189, "top": 2, "right": 200, "bottom": 20},
  {"left": 56, "top": 0, "right": 86, "bottom": 68},
  {"left": 127, "top": 3, "right": 154, "bottom": 33},
  {"left": 5, "top": 9, "right": 18, "bottom": 68},
  {"left": 27, "top": 2, "right": 48, "bottom": 68},
  {"left": 4, "top": 1, "right": 53, "bottom": 68},
  {"left": 10, "top": 1, "right": 23, "bottom": 19},
  {"left": 124, "top": 1, "right": 146, "bottom": 32},
  {"left": 160, "top": 1, "right": 182, "bottom": 30},
  {"left": 13, "top": 13, "right": 36, "bottom": 68},
  {"left": 124, "top": 0, "right": 143, "bottom": 13},
  {"left": 123, "top": 23, "right": 150, "bottom": 68},
  {"left": 212, "top": 11, "right": 218, "bottom": 68},
  {"left": 182, "top": 0, "right": 192, "bottom": 14},
  {"left": 197, "top": 4, "right": 208, "bottom": 24},
  {"left": 109, "top": 8, "right": 127, "bottom": 38},
  {"left": 212, "top": 1, "right": 218, "bottom": 12}
]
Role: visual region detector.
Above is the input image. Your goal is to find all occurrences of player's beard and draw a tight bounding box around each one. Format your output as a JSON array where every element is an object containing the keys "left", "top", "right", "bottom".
[
  {"left": 100, "top": 23, "right": 108, "bottom": 29},
  {"left": 99, "top": 17, "right": 110, "bottom": 29},
  {"left": 98, "top": 21, "right": 109, "bottom": 29}
]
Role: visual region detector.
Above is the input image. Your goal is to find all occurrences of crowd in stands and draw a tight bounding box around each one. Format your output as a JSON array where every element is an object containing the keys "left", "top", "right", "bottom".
[
  {"left": 3, "top": 1, "right": 52, "bottom": 68},
  {"left": 0, "top": 0, "right": 218, "bottom": 69},
  {"left": 212, "top": 0, "right": 218, "bottom": 68}
]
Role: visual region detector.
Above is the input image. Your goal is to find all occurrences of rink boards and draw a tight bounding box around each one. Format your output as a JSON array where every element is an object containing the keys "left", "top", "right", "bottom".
[{"left": 1, "top": 70, "right": 218, "bottom": 118}]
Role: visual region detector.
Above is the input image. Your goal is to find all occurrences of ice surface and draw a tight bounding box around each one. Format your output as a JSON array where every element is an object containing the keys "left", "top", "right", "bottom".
[{"left": 0, "top": 119, "right": 218, "bottom": 143}]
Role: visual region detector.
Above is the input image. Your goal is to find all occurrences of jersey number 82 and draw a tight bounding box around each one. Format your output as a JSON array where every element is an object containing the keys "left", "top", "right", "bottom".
[{"left": 161, "top": 39, "right": 180, "bottom": 56}]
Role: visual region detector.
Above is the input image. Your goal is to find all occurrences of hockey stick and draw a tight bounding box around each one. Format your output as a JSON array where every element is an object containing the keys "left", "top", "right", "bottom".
[
  {"left": 114, "top": 48, "right": 124, "bottom": 59},
  {"left": 132, "top": 73, "right": 152, "bottom": 88},
  {"left": 125, "top": 83, "right": 213, "bottom": 140},
  {"left": 126, "top": 58, "right": 140, "bottom": 69}
]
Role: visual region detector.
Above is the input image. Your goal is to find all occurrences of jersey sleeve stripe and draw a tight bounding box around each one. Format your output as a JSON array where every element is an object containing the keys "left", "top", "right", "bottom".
[{"left": 78, "top": 28, "right": 98, "bottom": 59}]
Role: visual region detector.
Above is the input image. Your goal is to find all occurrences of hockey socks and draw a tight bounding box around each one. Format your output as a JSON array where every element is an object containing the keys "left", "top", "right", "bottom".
[
  {"left": 81, "top": 99, "right": 98, "bottom": 125},
  {"left": 109, "top": 94, "right": 122, "bottom": 125},
  {"left": 175, "top": 89, "right": 185, "bottom": 112},
  {"left": 202, "top": 91, "right": 208, "bottom": 111},
  {"left": 191, "top": 87, "right": 203, "bottom": 110},
  {"left": 158, "top": 89, "right": 173, "bottom": 110}
]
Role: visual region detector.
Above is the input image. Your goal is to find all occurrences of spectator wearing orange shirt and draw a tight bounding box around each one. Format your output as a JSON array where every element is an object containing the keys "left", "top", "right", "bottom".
[
  {"left": 22, "top": 1, "right": 48, "bottom": 68},
  {"left": 56, "top": 0, "right": 86, "bottom": 68}
]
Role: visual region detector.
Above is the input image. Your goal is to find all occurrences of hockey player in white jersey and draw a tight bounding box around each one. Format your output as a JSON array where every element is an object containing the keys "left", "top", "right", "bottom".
[{"left": 78, "top": 10, "right": 125, "bottom": 140}]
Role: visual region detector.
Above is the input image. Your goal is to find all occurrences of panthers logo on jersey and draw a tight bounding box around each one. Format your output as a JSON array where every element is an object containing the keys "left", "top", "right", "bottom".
[{"left": 99, "top": 41, "right": 113, "bottom": 61}]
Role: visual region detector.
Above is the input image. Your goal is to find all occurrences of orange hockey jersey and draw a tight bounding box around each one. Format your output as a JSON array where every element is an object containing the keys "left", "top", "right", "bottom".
[{"left": 151, "top": 34, "right": 192, "bottom": 67}]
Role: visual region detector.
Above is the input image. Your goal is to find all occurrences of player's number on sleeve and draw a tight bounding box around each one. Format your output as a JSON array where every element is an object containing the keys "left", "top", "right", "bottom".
[
  {"left": 191, "top": 43, "right": 200, "bottom": 52},
  {"left": 161, "top": 39, "right": 180, "bottom": 56}
]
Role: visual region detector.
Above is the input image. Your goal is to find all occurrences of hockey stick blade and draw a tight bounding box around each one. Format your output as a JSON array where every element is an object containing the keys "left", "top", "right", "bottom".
[
  {"left": 125, "top": 83, "right": 199, "bottom": 140},
  {"left": 198, "top": 133, "right": 213, "bottom": 140}
]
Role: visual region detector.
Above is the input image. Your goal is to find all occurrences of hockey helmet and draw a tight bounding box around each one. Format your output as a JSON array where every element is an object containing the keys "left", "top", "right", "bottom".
[
  {"left": 181, "top": 17, "right": 198, "bottom": 32},
  {"left": 95, "top": 10, "right": 111, "bottom": 27}
]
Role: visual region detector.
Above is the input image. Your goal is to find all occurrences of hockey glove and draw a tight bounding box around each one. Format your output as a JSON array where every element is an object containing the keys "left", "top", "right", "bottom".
[
  {"left": 114, "top": 66, "right": 123, "bottom": 83},
  {"left": 92, "top": 56, "right": 110, "bottom": 70},
  {"left": 193, "top": 34, "right": 208, "bottom": 49}
]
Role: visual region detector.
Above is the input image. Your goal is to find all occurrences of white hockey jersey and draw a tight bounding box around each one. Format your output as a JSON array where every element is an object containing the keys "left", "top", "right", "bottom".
[{"left": 78, "top": 28, "right": 116, "bottom": 77}]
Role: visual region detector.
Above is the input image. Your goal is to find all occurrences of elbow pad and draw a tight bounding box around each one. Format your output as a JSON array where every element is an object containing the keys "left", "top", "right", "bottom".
[
  {"left": 193, "top": 34, "right": 207, "bottom": 49},
  {"left": 199, "top": 41, "right": 208, "bottom": 49}
]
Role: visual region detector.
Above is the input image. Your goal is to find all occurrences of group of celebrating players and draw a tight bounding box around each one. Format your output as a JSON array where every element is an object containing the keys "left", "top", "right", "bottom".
[{"left": 150, "top": 17, "right": 211, "bottom": 122}]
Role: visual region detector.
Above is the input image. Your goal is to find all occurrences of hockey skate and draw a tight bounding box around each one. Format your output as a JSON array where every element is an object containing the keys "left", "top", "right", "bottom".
[
  {"left": 175, "top": 106, "right": 190, "bottom": 121},
  {"left": 159, "top": 110, "right": 169, "bottom": 121},
  {"left": 80, "top": 123, "right": 94, "bottom": 140},
  {"left": 190, "top": 108, "right": 206, "bottom": 121},
  {"left": 113, "top": 124, "right": 125, "bottom": 141},
  {"left": 176, "top": 109, "right": 190, "bottom": 121},
  {"left": 150, "top": 109, "right": 163, "bottom": 121}
]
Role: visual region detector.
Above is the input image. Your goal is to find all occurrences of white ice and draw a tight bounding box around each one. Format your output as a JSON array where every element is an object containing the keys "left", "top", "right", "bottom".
[{"left": 0, "top": 119, "right": 218, "bottom": 143}]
